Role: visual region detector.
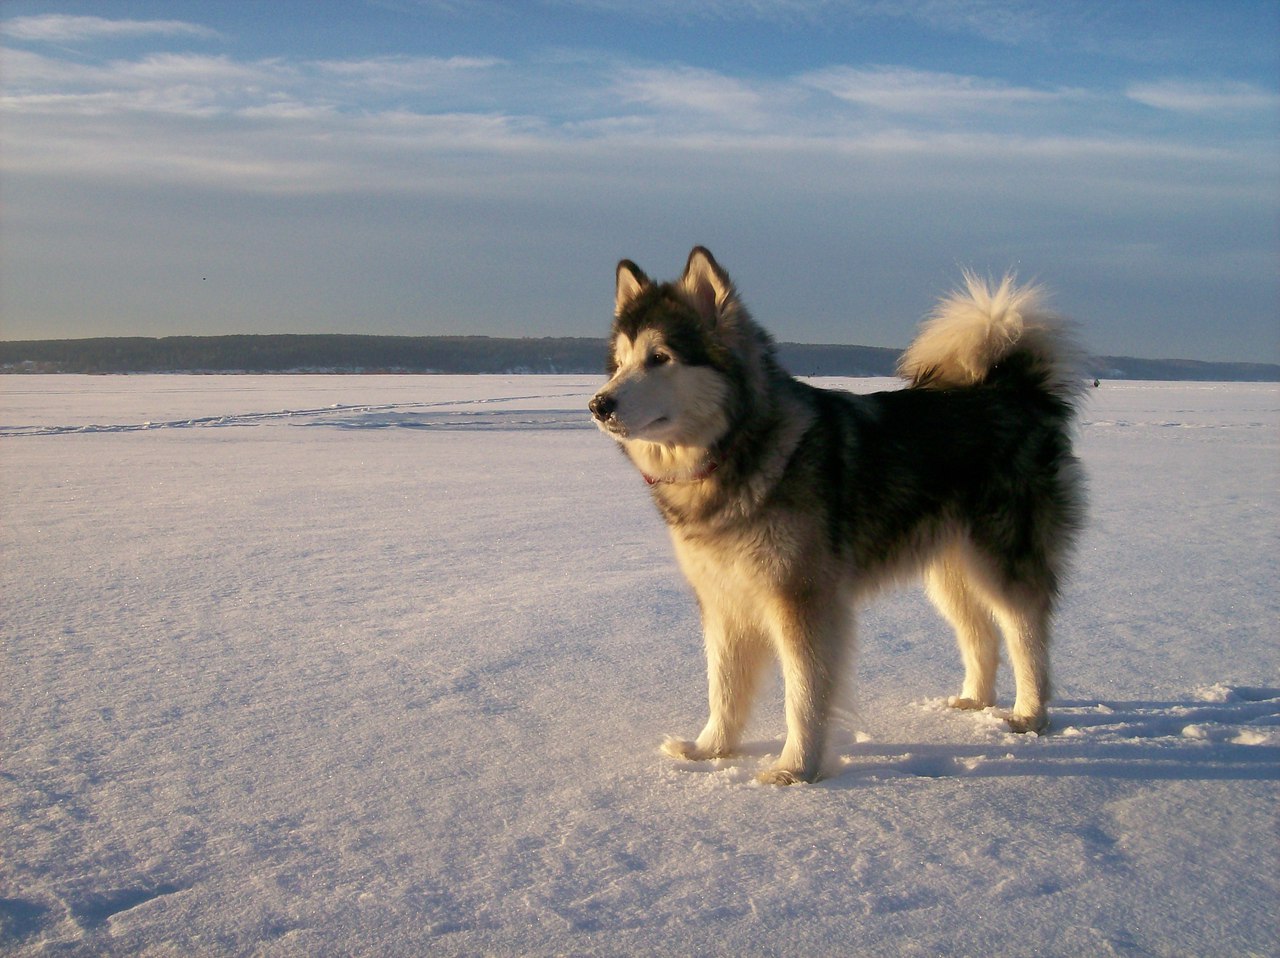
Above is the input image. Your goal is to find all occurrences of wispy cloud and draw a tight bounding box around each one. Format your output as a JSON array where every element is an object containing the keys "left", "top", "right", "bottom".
[
  {"left": 551, "top": 0, "right": 1078, "bottom": 45},
  {"left": 549, "top": 0, "right": 845, "bottom": 24},
  {"left": 0, "top": 14, "right": 221, "bottom": 42},
  {"left": 882, "top": 0, "right": 1082, "bottom": 47},
  {"left": 802, "top": 66, "right": 1070, "bottom": 114},
  {"left": 614, "top": 66, "right": 776, "bottom": 127},
  {"left": 1, "top": 33, "right": 1269, "bottom": 199},
  {"left": 0, "top": 49, "right": 289, "bottom": 117},
  {"left": 311, "top": 55, "right": 504, "bottom": 92},
  {"left": 1126, "top": 80, "right": 1280, "bottom": 115},
  {"left": 0, "top": 47, "right": 510, "bottom": 122}
]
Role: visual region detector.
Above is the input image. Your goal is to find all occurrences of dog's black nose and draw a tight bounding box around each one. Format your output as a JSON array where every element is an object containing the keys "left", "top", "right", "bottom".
[{"left": 589, "top": 394, "right": 616, "bottom": 422}]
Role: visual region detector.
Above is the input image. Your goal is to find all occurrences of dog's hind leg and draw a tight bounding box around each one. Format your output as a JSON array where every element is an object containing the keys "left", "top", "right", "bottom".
[
  {"left": 662, "top": 610, "right": 769, "bottom": 763},
  {"left": 990, "top": 592, "right": 1052, "bottom": 734},
  {"left": 933, "top": 543, "right": 1053, "bottom": 733},
  {"left": 925, "top": 556, "right": 999, "bottom": 712}
]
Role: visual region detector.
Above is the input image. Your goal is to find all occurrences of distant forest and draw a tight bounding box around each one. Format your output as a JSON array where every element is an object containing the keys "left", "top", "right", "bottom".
[{"left": 1, "top": 334, "right": 1277, "bottom": 381}]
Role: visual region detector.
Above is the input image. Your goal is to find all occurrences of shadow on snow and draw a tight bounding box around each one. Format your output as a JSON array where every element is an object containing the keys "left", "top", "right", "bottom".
[{"left": 666, "top": 687, "right": 1280, "bottom": 786}]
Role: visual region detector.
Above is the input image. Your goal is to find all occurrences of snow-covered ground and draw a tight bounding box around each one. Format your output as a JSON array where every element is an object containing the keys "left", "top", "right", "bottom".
[{"left": 2, "top": 374, "right": 1277, "bottom": 957}]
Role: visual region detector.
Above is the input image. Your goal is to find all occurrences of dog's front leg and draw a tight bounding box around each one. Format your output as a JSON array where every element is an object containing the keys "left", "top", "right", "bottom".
[
  {"left": 759, "top": 596, "right": 850, "bottom": 785},
  {"left": 662, "top": 610, "right": 768, "bottom": 762}
]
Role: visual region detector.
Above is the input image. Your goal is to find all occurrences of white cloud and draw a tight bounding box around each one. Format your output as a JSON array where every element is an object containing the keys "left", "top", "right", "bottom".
[
  {"left": 550, "top": 0, "right": 1068, "bottom": 44},
  {"left": 234, "top": 100, "right": 340, "bottom": 122},
  {"left": 0, "top": 25, "right": 1271, "bottom": 210},
  {"left": 310, "top": 55, "right": 504, "bottom": 91},
  {"left": 0, "top": 49, "right": 291, "bottom": 118},
  {"left": 1127, "top": 80, "right": 1280, "bottom": 115},
  {"left": 0, "top": 14, "right": 221, "bottom": 42},
  {"left": 802, "top": 66, "right": 1068, "bottom": 114},
  {"left": 0, "top": 46, "right": 511, "bottom": 121},
  {"left": 117, "top": 53, "right": 273, "bottom": 83},
  {"left": 614, "top": 66, "right": 773, "bottom": 124},
  {"left": 873, "top": 0, "right": 1064, "bottom": 46}
]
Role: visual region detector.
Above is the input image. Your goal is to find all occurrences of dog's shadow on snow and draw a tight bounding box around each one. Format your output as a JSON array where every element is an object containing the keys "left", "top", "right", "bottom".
[{"left": 670, "top": 687, "right": 1280, "bottom": 787}]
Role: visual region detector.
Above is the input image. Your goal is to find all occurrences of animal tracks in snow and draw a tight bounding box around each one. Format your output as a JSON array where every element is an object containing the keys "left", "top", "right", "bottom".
[
  {"left": 0, "top": 393, "right": 595, "bottom": 437},
  {"left": 1051, "top": 684, "right": 1280, "bottom": 746},
  {"left": 843, "top": 685, "right": 1280, "bottom": 784},
  {"left": 0, "top": 882, "right": 191, "bottom": 944},
  {"left": 666, "top": 687, "right": 1280, "bottom": 786}
]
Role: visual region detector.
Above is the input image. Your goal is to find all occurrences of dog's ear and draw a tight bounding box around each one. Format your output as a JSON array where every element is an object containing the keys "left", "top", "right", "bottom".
[
  {"left": 615, "top": 260, "right": 649, "bottom": 316},
  {"left": 681, "top": 247, "right": 733, "bottom": 324}
]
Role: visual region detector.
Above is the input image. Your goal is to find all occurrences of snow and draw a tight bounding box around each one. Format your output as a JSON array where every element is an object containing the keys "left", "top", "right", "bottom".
[{"left": 2, "top": 374, "right": 1277, "bottom": 957}]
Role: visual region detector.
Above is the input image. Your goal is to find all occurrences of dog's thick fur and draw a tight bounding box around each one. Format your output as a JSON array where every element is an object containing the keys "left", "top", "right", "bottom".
[{"left": 590, "top": 248, "right": 1085, "bottom": 784}]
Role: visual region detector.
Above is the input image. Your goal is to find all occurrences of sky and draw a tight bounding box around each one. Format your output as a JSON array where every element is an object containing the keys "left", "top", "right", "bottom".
[{"left": 1, "top": 1, "right": 1277, "bottom": 362}]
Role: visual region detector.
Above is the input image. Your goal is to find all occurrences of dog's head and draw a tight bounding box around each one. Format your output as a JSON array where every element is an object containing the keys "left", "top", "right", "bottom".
[{"left": 589, "top": 247, "right": 738, "bottom": 448}]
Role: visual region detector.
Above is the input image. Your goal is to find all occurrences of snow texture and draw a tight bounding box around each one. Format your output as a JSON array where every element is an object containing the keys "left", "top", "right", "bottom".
[{"left": 2, "top": 375, "right": 1277, "bottom": 957}]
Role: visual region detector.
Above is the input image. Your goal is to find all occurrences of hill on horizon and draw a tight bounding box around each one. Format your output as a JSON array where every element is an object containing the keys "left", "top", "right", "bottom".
[{"left": 1, "top": 334, "right": 1276, "bottom": 382}]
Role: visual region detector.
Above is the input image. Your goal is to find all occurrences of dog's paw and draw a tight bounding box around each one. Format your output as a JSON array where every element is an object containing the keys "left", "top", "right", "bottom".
[
  {"left": 1005, "top": 712, "right": 1048, "bottom": 734},
  {"left": 661, "top": 737, "right": 698, "bottom": 760},
  {"left": 755, "top": 766, "right": 816, "bottom": 786},
  {"left": 947, "top": 695, "right": 994, "bottom": 711},
  {"left": 661, "top": 737, "right": 722, "bottom": 761}
]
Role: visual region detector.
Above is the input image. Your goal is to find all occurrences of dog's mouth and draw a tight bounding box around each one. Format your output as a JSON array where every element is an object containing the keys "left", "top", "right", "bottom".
[
  {"left": 597, "top": 414, "right": 670, "bottom": 441},
  {"left": 596, "top": 417, "right": 626, "bottom": 438},
  {"left": 626, "top": 415, "right": 672, "bottom": 440}
]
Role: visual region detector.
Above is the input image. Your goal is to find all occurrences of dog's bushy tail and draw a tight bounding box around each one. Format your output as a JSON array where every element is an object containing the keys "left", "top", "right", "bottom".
[{"left": 898, "top": 272, "right": 1084, "bottom": 404}]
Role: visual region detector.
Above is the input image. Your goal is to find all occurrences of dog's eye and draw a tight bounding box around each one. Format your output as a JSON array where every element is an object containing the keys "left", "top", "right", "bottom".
[{"left": 647, "top": 351, "right": 672, "bottom": 368}]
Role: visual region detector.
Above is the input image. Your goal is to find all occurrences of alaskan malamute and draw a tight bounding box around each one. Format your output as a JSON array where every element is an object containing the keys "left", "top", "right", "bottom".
[{"left": 590, "top": 248, "right": 1085, "bottom": 784}]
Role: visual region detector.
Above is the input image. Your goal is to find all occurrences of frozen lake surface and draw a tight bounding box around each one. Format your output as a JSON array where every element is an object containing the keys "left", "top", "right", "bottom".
[{"left": 2, "top": 375, "right": 1277, "bottom": 956}]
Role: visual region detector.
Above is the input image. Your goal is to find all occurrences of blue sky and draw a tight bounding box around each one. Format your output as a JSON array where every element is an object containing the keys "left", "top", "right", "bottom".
[{"left": 1, "top": 1, "right": 1277, "bottom": 361}]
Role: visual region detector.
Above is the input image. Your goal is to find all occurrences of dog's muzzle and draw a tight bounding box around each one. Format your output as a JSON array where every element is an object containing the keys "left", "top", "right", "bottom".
[{"left": 589, "top": 393, "right": 617, "bottom": 423}]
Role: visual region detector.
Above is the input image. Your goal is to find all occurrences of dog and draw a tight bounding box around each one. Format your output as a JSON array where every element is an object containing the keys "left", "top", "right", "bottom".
[{"left": 589, "top": 247, "right": 1085, "bottom": 784}]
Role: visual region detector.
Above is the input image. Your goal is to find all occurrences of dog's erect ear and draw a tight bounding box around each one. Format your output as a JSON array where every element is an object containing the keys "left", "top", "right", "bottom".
[
  {"left": 681, "top": 247, "right": 732, "bottom": 324},
  {"left": 615, "top": 260, "right": 649, "bottom": 316}
]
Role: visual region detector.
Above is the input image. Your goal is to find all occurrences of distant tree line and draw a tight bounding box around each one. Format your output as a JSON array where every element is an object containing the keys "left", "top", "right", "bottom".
[
  {"left": 1, "top": 334, "right": 1276, "bottom": 381},
  {"left": 0, "top": 334, "right": 904, "bottom": 377},
  {"left": 0, "top": 335, "right": 611, "bottom": 375}
]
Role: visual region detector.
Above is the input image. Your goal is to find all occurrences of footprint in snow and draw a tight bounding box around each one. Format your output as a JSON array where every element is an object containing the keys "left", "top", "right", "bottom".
[
  {"left": 662, "top": 687, "right": 1279, "bottom": 785},
  {"left": 843, "top": 686, "right": 1280, "bottom": 784}
]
